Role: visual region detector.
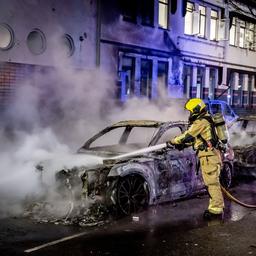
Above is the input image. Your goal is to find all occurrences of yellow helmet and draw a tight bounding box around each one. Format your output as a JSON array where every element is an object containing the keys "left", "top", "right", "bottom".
[{"left": 185, "top": 98, "right": 206, "bottom": 115}]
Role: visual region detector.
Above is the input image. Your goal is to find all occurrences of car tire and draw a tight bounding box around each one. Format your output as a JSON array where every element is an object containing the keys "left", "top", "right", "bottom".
[
  {"left": 116, "top": 174, "right": 149, "bottom": 216},
  {"left": 220, "top": 162, "right": 233, "bottom": 189}
]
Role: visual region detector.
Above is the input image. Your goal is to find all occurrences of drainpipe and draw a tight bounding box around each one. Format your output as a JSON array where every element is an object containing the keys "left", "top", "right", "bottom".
[{"left": 96, "top": 0, "right": 101, "bottom": 67}]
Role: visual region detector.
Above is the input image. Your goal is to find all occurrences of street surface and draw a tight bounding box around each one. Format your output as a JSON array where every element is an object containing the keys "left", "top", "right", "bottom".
[{"left": 1, "top": 179, "right": 256, "bottom": 256}]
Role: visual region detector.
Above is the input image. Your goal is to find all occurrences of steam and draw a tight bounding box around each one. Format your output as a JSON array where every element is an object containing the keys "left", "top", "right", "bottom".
[
  {"left": 229, "top": 123, "right": 256, "bottom": 147},
  {"left": 0, "top": 30, "right": 188, "bottom": 219}
]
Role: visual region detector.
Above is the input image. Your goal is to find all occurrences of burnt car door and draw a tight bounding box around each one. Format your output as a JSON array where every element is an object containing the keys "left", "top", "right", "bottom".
[{"left": 153, "top": 124, "right": 198, "bottom": 202}]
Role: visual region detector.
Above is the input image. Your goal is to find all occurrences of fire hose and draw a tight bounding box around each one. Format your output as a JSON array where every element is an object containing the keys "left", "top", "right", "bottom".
[
  {"left": 109, "top": 143, "right": 256, "bottom": 209},
  {"left": 221, "top": 185, "right": 256, "bottom": 209}
]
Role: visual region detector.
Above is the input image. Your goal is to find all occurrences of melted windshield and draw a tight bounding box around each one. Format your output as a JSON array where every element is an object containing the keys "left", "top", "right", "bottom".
[{"left": 83, "top": 126, "right": 159, "bottom": 153}]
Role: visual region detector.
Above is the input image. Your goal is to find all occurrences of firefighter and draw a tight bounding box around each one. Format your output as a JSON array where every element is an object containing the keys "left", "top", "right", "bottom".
[{"left": 167, "top": 98, "right": 224, "bottom": 220}]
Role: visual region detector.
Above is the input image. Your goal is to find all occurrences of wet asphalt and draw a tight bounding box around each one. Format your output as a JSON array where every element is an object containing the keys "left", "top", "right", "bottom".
[{"left": 1, "top": 178, "right": 256, "bottom": 256}]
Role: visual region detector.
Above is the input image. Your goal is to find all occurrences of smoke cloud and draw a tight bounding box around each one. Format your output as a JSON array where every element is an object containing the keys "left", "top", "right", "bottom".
[{"left": 0, "top": 30, "right": 188, "bottom": 218}]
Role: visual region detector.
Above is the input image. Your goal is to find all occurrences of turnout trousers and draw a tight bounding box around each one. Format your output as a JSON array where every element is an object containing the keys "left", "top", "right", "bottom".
[{"left": 199, "top": 152, "right": 224, "bottom": 214}]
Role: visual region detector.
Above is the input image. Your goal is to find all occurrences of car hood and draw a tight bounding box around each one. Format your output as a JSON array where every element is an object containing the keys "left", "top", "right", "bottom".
[
  {"left": 36, "top": 152, "right": 105, "bottom": 175},
  {"left": 37, "top": 143, "right": 164, "bottom": 177}
]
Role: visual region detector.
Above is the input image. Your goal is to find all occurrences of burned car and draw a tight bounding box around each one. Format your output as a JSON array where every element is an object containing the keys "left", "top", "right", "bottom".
[
  {"left": 46, "top": 120, "right": 234, "bottom": 216},
  {"left": 230, "top": 116, "right": 256, "bottom": 177}
]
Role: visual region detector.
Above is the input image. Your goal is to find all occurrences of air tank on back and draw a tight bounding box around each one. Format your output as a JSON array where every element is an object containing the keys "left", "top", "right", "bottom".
[{"left": 212, "top": 113, "right": 229, "bottom": 144}]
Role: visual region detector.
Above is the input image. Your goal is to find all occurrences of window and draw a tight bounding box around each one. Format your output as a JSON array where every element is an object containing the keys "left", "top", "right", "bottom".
[
  {"left": 238, "top": 73, "right": 244, "bottom": 89},
  {"left": 246, "top": 23, "right": 255, "bottom": 50},
  {"left": 209, "top": 67, "right": 217, "bottom": 91},
  {"left": 184, "top": 2, "right": 194, "bottom": 35},
  {"left": 239, "top": 20, "right": 246, "bottom": 48},
  {"left": 90, "top": 127, "right": 126, "bottom": 148},
  {"left": 197, "top": 67, "right": 205, "bottom": 87},
  {"left": 61, "top": 34, "right": 75, "bottom": 57},
  {"left": 157, "top": 61, "right": 168, "bottom": 92},
  {"left": 27, "top": 29, "right": 46, "bottom": 55},
  {"left": 157, "top": 127, "right": 182, "bottom": 144},
  {"left": 121, "top": 0, "right": 137, "bottom": 22},
  {"left": 140, "top": 59, "right": 153, "bottom": 98},
  {"left": 126, "top": 127, "right": 157, "bottom": 146},
  {"left": 210, "top": 10, "right": 218, "bottom": 40},
  {"left": 0, "top": 24, "right": 14, "bottom": 50},
  {"left": 248, "top": 75, "right": 253, "bottom": 90},
  {"left": 237, "top": 73, "right": 244, "bottom": 105},
  {"left": 158, "top": 0, "right": 169, "bottom": 29},
  {"left": 183, "top": 65, "right": 193, "bottom": 97},
  {"left": 198, "top": 5, "right": 206, "bottom": 37},
  {"left": 211, "top": 104, "right": 222, "bottom": 114},
  {"left": 229, "top": 17, "right": 237, "bottom": 46},
  {"left": 248, "top": 75, "right": 253, "bottom": 106},
  {"left": 120, "top": 56, "right": 135, "bottom": 99},
  {"left": 141, "top": 0, "right": 154, "bottom": 26}
]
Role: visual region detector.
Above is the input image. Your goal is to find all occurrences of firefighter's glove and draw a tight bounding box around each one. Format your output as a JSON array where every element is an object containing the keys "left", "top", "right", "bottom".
[
  {"left": 166, "top": 141, "right": 174, "bottom": 148},
  {"left": 174, "top": 144, "right": 185, "bottom": 151},
  {"left": 166, "top": 141, "right": 185, "bottom": 151}
]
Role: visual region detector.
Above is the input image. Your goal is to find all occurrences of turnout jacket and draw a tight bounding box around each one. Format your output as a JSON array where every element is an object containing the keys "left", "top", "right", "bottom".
[{"left": 170, "top": 113, "right": 217, "bottom": 158}]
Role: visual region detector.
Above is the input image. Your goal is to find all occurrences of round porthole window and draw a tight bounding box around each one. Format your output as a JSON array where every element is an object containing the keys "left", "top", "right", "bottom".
[
  {"left": 27, "top": 29, "right": 46, "bottom": 55},
  {"left": 61, "top": 34, "right": 75, "bottom": 57},
  {"left": 0, "top": 24, "right": 14, "bottom": 50}
]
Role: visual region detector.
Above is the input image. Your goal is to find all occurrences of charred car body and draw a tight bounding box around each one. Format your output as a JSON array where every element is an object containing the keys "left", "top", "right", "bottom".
[
  {"left": 49, "top": 120, "right": 234, "bottom": 216},
  {"left": 230, "top": 116, "right": 256, "bottom": 177}
]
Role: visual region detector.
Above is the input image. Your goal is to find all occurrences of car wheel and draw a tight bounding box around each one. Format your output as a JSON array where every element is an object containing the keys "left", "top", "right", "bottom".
[
  {"left": 220, "top": 162, "right": 233, "bottom": 189},
  {"left": 116, "top": 174, "right": 149, "bottom": 215}
]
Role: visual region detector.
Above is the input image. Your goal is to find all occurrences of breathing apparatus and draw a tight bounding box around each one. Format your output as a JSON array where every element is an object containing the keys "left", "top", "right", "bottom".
[
  {"left": 211, "top": 113, "right": 229, "bottom": 144},
  {"left": 184, "top": 98, "right": 256, "bottom": 209}
]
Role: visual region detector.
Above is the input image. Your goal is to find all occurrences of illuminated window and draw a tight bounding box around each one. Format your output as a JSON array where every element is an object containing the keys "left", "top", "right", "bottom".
[
  {"left": 158, "top": 0, "right": 169, "bottom": 29},
  {"left": 210, "top": 10, "right": 218, "bottom": 40},
  {"left": 229, "top": 18, "right": 237, "bottom": 46},
  {"left": 198, "top": 5, "right": 206, "bottom": 37},
  {"left": 239, "top": 20, "right": 245, "bottom": 48},
  {"left": 184, "top": 2, "right": 194, "bottom": 35},
  {"left": 0, "top": 24, "right": 14, "bottom": 50}
]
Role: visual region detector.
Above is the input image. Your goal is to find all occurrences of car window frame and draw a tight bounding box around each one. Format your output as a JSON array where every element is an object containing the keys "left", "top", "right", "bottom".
[
  {"left": 81, "top": 124, "right": 162, "bottom": 150},
  {"left": 150, "top": 123, "right": 188, "bottom": 146}
]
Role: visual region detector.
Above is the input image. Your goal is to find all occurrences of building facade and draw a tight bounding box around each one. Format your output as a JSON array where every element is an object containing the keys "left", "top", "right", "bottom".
[{"left": 0, "top": 0, "right": 256, "bottom": 113}]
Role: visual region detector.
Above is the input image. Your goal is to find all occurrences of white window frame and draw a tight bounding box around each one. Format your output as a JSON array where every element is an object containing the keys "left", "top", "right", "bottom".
[
  {"left": 184, "top": 2, "right": 195, "bottom": 35},
  {"left": 245, "top": 22, "right": 256, "bottom": 51},
  {"left": 239, "top": 20, "right": 246, "bottom": 48},
  {"left": 229, "top": 17, "right": 237, "bottom": 46},
  {"left": 210, "top": 10, "right": 218, "bottom": 41},
  {"left": 198, "top": 5, "right": 206, "bottom": 38},
  {"left": 158, "top": 0, "right": 169, "bottom": 29}
]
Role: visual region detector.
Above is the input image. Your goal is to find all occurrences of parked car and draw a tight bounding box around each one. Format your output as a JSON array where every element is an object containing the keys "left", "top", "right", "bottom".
[
  {"left": 230, "top": 115, "right": 256, "bottom": 177},
  {"left": 39, "top": 120, "right": 234, "bottom": 216},
  {"left": 205, "top": 100, "right": 238, "bottom": 126}
]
